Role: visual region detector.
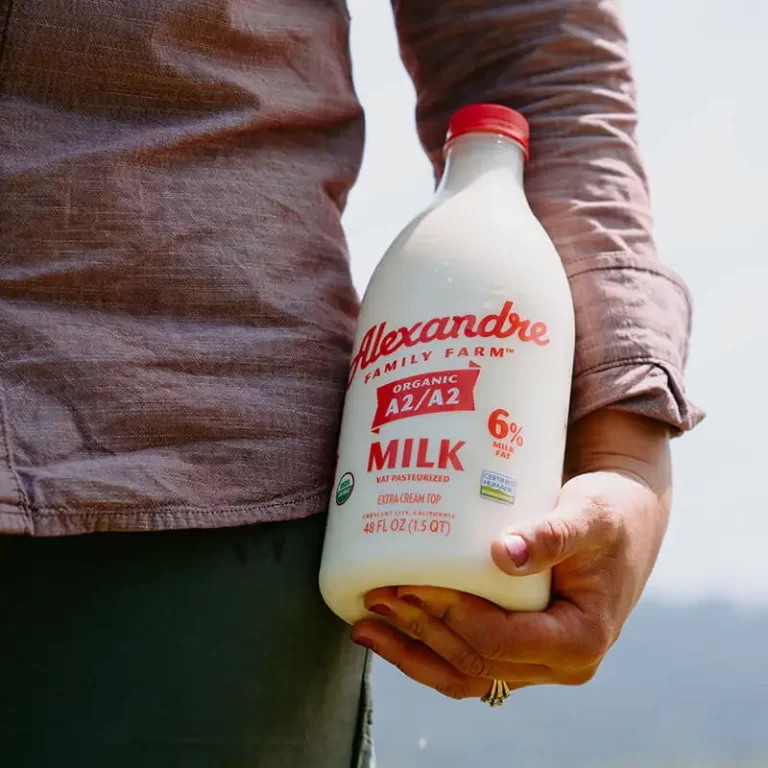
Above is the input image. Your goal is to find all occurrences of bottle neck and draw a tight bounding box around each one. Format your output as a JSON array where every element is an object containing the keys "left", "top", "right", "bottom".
[{"left": 436, "top": 133, "right": 526, "bottom": 196}]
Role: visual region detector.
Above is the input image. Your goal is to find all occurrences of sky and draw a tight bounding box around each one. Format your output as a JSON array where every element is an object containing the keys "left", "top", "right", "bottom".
[{"left": 342, "top": 0, "right": 768, "bottom": 604}]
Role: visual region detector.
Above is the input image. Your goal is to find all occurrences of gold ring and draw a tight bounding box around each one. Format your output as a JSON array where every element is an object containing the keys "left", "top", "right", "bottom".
[{"left": 481, "top": 679, "right": 511, "bottom": 707}]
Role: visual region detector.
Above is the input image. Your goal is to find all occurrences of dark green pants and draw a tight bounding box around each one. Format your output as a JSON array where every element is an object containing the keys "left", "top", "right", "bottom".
[{"left": 0, "top": 515, "right": 373, "bottom": 767}]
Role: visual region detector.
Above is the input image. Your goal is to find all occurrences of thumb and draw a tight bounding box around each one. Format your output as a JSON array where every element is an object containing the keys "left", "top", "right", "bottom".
[{"left": 490, "top": 496, "right": 617, "bottom": 577}]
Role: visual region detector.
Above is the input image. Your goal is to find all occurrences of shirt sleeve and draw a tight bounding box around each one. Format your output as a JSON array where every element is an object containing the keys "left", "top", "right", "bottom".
[{"left": 390, "top": 0, "right": 704, "bottom": 432}]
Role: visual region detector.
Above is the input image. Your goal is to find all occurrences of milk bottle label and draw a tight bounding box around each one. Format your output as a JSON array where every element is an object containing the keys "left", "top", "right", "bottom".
[{"left": 334, "top": 298, "right": 555, "bottom": 540}]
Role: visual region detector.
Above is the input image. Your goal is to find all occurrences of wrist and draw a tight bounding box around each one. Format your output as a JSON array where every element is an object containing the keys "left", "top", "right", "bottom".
[{"left": 564, "top": 409, "right": 672, "bottom": 496}]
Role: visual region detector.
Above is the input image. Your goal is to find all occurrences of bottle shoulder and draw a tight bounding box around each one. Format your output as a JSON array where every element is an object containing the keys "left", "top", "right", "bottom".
[{"left": 364, "top": 182, "right": 571, "bottom": 312}]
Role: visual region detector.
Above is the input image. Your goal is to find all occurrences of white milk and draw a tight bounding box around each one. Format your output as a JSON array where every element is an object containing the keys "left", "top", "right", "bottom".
[{"left": 320, "top": 104, "right": 575, "bottom": 624}]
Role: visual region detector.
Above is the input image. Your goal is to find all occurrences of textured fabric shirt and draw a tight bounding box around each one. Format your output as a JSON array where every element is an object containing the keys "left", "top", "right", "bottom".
[{"left": 0, "top": 0, "right": 703, "bottom": 536}]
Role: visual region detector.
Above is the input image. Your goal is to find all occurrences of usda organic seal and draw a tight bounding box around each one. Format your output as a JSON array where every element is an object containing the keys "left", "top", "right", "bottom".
[{"left": 335, "top": 472, "right": 355, "bottom": 505}]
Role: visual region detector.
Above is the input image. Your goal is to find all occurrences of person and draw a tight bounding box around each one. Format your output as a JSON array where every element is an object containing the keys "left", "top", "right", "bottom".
[{"left": 0, "top": 0, "right": 702, "bottom": 765}]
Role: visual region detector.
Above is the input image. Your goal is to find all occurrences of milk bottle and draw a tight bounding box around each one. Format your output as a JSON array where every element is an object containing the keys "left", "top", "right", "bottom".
[{"left": 320, "top": 104, "right": 575, "bottom": 624}]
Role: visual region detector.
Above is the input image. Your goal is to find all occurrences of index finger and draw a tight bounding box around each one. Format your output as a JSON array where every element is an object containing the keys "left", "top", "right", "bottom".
[{"left": 397, "top": 586, "right": 591, "bottom": 667}]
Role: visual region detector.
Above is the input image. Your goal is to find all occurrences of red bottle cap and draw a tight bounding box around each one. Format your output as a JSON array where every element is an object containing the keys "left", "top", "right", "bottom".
[{"left": 445, "top": 104, "right": 530, "bottom": 161}]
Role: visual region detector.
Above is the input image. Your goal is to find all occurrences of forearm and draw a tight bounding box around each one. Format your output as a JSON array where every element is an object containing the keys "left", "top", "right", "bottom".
[{"left": 564, "top": 409, "right": 672, "bottom": 498}]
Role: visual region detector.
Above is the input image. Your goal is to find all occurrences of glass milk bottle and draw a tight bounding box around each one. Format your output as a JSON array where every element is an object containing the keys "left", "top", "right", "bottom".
[{"left": 320, "top": 104, "right": 575, "bottom": 624}]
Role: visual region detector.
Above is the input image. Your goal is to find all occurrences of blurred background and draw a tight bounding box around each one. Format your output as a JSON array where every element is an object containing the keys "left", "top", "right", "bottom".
[{"left": 342, "top": 1, "right": 768, "bottom": 765}]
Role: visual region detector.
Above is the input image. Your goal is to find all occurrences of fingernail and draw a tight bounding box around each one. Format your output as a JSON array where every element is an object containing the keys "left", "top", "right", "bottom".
[
  {"left": 504, "top": 535, "right": 529, "bottom": 567},
  {"left": 368, "top": 603, "right": 394, "bottom": 618},
  {"left": 354, "top": 636, "right": 375, "bottom": 650},
  {"left": 401, "top": 594, "right": 423, "bottom": 609}
]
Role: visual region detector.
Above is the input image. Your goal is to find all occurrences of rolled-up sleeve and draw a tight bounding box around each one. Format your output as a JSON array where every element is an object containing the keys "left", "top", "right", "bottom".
[{"left": 391, "top": 0, "right": 703, "bottom": 431}]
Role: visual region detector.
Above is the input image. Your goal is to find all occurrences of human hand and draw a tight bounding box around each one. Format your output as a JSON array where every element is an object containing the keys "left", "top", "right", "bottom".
[{"left": 351, "top": 410, "right": 672, "bottom": 700}]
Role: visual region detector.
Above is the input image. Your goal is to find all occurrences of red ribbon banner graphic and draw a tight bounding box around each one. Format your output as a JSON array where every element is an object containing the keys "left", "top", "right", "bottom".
[{"left": 371, "top": 365, "right": 481, "bottom": 432}]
